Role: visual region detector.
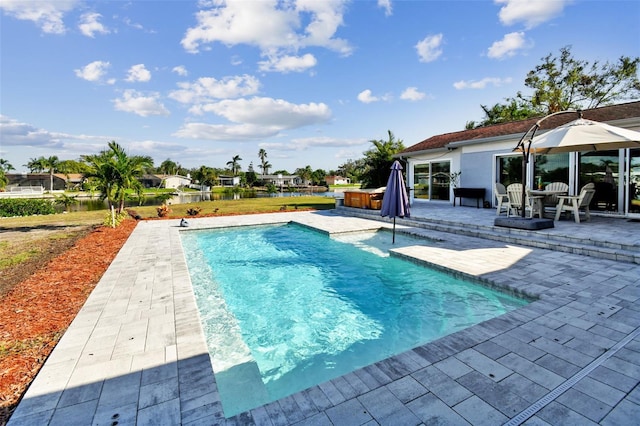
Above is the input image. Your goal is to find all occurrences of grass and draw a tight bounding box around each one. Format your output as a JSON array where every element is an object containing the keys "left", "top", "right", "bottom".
[
  {"left": 0, "top": 196, "right": 336, "bottom": 270},
  {"left": 0, "top": 248, "right": 41, "bottom": 270}
]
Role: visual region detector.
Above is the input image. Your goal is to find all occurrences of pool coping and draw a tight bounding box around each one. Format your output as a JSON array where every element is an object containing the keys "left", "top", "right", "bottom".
[{"left": 8, "top": 210, "right": 640, "bottom": 425}]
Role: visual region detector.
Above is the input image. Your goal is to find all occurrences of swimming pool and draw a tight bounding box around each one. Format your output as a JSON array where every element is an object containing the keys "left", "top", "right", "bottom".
[{"left": 181, "top": 224, "right": 529, "bottom": 417}]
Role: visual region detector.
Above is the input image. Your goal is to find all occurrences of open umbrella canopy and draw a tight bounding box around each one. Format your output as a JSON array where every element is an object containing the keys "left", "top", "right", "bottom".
[
  {"left": 529, "top": 118, "right": 640, "bottom": 154},
  {"left": 381, "top": 160, "right": 410, "bottom": 219}
]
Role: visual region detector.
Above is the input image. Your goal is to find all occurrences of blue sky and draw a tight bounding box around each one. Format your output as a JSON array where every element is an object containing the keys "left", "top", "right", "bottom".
[{"left": 1, "top": 0, "right": 639, "bottom": 174}]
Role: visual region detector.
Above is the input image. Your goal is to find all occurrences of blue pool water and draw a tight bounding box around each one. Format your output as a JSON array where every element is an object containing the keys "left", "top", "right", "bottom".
[{"left": 181, "top": 224, "right": 528, "bottom": 417}]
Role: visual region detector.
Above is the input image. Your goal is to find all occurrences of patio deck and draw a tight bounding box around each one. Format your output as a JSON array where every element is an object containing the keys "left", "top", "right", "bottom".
[{"left": 8, "top": 205, "right": 640, "bottom": 425}]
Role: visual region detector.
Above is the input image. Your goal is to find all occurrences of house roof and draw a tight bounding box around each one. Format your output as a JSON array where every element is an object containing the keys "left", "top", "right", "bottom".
[{"left": 400, "top": 101, "right": 640, "bottom": 155}]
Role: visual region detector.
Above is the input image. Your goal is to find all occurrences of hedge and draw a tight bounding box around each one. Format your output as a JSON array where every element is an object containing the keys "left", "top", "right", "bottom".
[{"left": 0, "top": 198, "right": 56, "bottom": 217}]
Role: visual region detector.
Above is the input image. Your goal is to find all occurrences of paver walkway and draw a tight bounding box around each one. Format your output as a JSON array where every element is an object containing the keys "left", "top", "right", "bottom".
[{"left": 8, "top": 207, "right": 640, "bottom": 425}]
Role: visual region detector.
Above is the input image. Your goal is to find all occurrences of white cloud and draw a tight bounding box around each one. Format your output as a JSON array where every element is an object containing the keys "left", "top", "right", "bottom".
[
  {"left": 378, "top": 0, "right": 392, "bottom": 16},
  {"left": 400, "top": 87, "right": 425, "bottom": 101},
  {"left": 487, "top": 31, "right": 529, "bottom": 59},
  {"left": 0, "top": 0, "right": 78, "bottom": 34},
  {"left": 172, "top": 65, "right": 188, "bottom": 76},
  {"left": 74, "top": 60, "right": 115, "bottom": 84},
  {"left": 0, "top": 115, "right": 110, "bottom": 156},
  {"left": 169, "top": 75, "right": 261, "bottom": 105},
  {"left": 180, "top": 0, "right": 352, "bottom": 72},
  {"left": 197, "top": 97, "right": 331, "bottom": 127},
  {"left": 257, "top": 136, "right": 366, "bottom": 152},
  {"left": 258, "top": 53, "right": 317, "bottom": 73},
  {"left": 357, "top": 89, "right": 378, "bottom": 104},
  {"left": 78, "top": 12, "right": 109, "bottom": 37},
  {"left": 357, "top": 89, "right": 391, "bottom": 104},
  {"left": 174, "top": 97, "right": 332, "bottom": 141},
  {"left": 0, "top": 115, "right": 58, "bottom": 147},
  {"left": 125, "top": 64, "right": 152, "bottom": 82},
  {"left": 174, "top": 122, "right": 281, "bottom": 141},
  {"left": 113, "top": 90, "right": 170, "bottom": 117},
  {"left": 416, "top": 34, "right": 443, "bottom": 63},
  {"left": 453, "top": 77, "right": 513, "bottom": 90},
  {"left": 496, "top": 0, "right": 568, "bottom": 29}
]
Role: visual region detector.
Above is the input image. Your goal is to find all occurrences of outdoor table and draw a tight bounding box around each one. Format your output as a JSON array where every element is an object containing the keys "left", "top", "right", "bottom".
[{"left": 528, "top": 189, "right": 568, "bottom": 215}]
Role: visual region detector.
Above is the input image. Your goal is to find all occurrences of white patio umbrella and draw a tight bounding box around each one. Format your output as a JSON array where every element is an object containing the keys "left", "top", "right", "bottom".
[{"left": 529, "top": 118, "right": 640, "bottom": 154}]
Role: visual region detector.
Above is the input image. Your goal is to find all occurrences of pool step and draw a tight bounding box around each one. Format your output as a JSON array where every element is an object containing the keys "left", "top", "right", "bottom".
[{"left": 337, "top": 207, "right": 640, "bottom": 264}]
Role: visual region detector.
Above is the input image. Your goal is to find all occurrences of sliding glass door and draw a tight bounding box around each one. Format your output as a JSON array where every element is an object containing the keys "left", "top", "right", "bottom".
[{"left": 413, "top": 161, "right": 451, "bottom": 201}]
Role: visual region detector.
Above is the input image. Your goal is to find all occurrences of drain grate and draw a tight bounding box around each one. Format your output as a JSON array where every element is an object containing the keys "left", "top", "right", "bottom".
[{"left": 504, "top": 326, "right": 640, "bottom": 426}]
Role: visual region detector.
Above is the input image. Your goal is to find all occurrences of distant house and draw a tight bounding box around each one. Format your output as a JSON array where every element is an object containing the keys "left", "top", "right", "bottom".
[
  {"left": 141, "top": 174, "right": 191, "bottom": 189},
  {"left": 4, "top": 173, "right": 81, "bottom": 191},
  {"left": 260, "top": 174, "right": 307, "bottom": 186},
  {"left": 218, "top": 175, "right": 241, "bottom": 187},
  {"left": 325, "top": 175, "right": 351, "bottom": 185}
]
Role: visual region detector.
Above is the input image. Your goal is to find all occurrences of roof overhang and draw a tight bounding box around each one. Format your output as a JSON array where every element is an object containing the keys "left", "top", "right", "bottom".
[{"left": 394, "top": 147, "right": 451, "bottom": 158}]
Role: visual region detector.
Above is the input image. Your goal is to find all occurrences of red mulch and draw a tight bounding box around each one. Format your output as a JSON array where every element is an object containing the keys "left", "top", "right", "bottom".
[{"left": 0, "top": 219, "right": 137, "bottom": 424}]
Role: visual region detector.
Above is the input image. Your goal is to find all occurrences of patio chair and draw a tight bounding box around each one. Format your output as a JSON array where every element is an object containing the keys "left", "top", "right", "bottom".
[
  {"left": 506, "top": 183, "right": 542, "bottom": 218},
  {"left": 543, "top": 182, "right": 569, "bottom": 207},
  {"left": 494, "top": 182, "right": 509, "bottom": 215},
  {"left": 554, "top": 183, "right": 596, "bottom": 223}
]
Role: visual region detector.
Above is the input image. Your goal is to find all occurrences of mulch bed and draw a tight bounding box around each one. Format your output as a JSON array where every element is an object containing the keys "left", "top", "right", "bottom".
[{"left": 0, "top": 219, "right": 137, "bottom": 424}]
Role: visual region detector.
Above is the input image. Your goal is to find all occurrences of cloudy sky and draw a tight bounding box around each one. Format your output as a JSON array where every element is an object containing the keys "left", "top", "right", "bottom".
[{"left": 1, "top": 0, "right": 639, "bottom": 173}]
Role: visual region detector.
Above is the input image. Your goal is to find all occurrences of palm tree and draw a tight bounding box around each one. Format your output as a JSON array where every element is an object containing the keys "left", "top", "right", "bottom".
[
  {"left": 43, "top": 156, "right": 59, "bottom": 191},
  {"left": 226, "top": 155, "right": 242, "bottom": 176},
  {"left": 0, "top": 158, "right": 14, "bottom": 172},
  {"left": 0, "top": 170, "right": 7, "bottom": 191},
  {"left": 360, "top": 130, "right": 405, "bottom": 189},
  {"left": 83, "top": 141, "right": 152, "bottom": 213},
  {"left": 0, "top": 159, "right": 14, "bottom": 191},
  {"left": 258, "top": 149, "right": 269, "bottom": 176},
  {"left": 159, "top": 159, "right": 178, "bottom": 175},
  {"left": 25, "top": 157, "right": 47, "bottom": 173}
]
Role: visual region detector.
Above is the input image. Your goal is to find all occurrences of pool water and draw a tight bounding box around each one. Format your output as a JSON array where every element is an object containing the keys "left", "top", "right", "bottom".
[{"left": 181, "top": 224, "right": 528, "bottom": 417}]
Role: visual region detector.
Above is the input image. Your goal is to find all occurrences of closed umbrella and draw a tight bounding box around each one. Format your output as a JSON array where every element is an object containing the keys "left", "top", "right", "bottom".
[
  {"left": 380, "top": 160, "right": 410, "bottom": 243},
  {"left": 529, "top": 118, "right": 640, "bottom": 154}
]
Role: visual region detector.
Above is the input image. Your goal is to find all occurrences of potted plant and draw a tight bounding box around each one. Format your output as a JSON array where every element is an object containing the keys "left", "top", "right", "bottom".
[{"left": 449, "top": 171, "right": 462, "bottom": 195}]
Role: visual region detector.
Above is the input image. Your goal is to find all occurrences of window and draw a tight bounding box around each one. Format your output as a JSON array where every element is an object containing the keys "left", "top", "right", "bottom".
[
  {"left": 496, "top": 155, "right": 522, "bottom": 186},
  {"left": 533, "top": 153, "right": 569, "bottom": 190},
  {"left": 579, "top": 150, "right": 619, "bottom": 212}
]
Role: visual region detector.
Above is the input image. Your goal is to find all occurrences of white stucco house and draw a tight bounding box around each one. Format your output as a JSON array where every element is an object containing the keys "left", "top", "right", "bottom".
[{"left": 397, "top": 101, "right": 640, "bottom": 218}]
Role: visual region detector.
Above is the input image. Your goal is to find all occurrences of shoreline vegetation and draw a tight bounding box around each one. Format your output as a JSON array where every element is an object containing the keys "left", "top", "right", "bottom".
[{"left": 0, "top": 196, "right": 335, "bottom": 425}]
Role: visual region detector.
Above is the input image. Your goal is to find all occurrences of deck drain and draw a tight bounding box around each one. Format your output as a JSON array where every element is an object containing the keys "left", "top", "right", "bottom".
[{"left": 504, "top": 326, "right": 640, "bottom": 426}]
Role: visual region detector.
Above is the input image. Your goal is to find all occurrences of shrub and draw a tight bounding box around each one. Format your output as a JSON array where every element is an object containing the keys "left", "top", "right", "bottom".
[
  {"left": 103, "top": 211, "right": 128, "bottom": 227},
  {"left": 157, "top": 204, "right": 171, "bottom": 217},
  {"left": 186, "top": 207, "right": 202, "bottom": 216},
  {"left": 0, "top": 198, "right": 56, "bottom": 217}
]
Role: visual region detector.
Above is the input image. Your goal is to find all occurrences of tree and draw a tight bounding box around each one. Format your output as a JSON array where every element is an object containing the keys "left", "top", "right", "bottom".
[
  {"left": 524, "top": 46, "right": 640, "bottom": 112},
  {"left": 466, "top": 98, "right": 540, "bottom": 128},
  {"left": 0, "top": 159, "right": 12, "bottom": 191},
  {"left": 159, "top": 159, "right": 179, "bottom": 175},
  {"left": 360, "top": 130, "right": 405, "bottom": 189},
  {"left": 43, "top": 156, "right": 59, "bottom": 191},
  {"left": 226, "top": 155, "right": 242, "bottom": 176},
  {"left": 312, "top": 169, "right": 327, "bottom": 186},
  {"left": 471, "top": 46, "right": 640, "bottom": 127},
  {"left": 245, "top": 162, "right": 257, "bottom": 186},
  {"left": 193, "top": 165, "right": 217, "bottom": 189},
  {"left": 337, "top": 159, "right": 365, "bottom": 183},
  {"left": 258, "top": 149, "right": 271, "bottom": 176},
  {"left": 25, "top": 157, "right": 47, "bottom": 173},
  {"left": 82, "top": 141, "right": 152, "bottom": 213},
  {"left": 295, "top": 165, "right": 313, "bottom": 185},
  {"left": 0, "top": 158, "right": 14, "bottom": 172}
]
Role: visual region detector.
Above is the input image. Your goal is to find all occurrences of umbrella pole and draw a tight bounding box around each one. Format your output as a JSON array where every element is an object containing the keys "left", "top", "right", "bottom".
[{"left": 393, "top": 217, "right": 396, "bottom": 244}]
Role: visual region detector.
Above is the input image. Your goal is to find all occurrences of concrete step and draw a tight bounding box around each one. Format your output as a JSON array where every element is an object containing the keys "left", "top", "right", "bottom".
[{"left": 338, "top": 207, "right": 640, "bottom": 264}]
